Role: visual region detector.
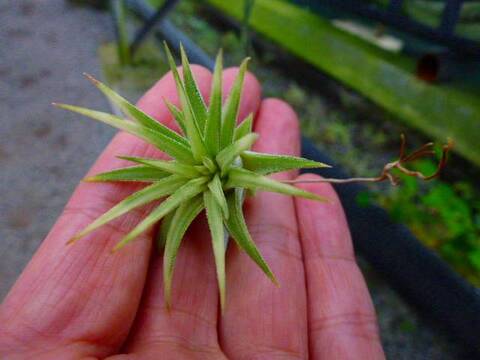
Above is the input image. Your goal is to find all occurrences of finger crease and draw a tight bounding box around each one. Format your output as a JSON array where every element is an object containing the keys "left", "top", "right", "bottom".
[
  {"left": 132, "top": 334, "right": 221, "bottom": 355},
  {"left": 247, "top": 223, "right": 302, "bottom": 262},
  {"left": 310, "top": 312, "right": 379, "bottom": 340},
  {"left": 147, "top": 306, "right": 217, "bottom": 329},
  {"left": 303, "top": 250, "right": 355, "bottom": 264},
  {"left": 230, "top": 343, "right": 304, "bottom": 360}
]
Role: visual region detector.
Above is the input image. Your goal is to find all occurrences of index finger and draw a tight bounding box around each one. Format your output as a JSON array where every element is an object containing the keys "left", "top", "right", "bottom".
[
  {"left": 294, "top": 174, "right": 385, "bottom": 359},
  {"left": 0, "top": 66, "right": 212, "bottom": 358}
]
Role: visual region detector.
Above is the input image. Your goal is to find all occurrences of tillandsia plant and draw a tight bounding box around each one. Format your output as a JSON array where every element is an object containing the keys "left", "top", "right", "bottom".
[{"left": 54, "top": 44, "right": 452, "bottom": 311}]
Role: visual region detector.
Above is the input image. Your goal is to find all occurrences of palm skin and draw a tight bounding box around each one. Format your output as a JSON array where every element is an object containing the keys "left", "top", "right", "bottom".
[{"left": 0, "top": 66, "right": 385, "bottom": 360}]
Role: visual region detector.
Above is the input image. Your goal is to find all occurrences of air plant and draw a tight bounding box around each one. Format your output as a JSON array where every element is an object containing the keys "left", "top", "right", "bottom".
[{"left": 54, "top": 44, "right": 451, "bottom": 311}]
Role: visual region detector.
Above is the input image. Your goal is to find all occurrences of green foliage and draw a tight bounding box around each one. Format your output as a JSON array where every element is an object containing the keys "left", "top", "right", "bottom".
[
  {"left": 378, "top": 159, "right": 480, "bottom": 285},
  {"left": 85, "top": 165, "right": 169, "bottom": 182},
  {"left": 163, "top": 195, "right": 204, "bottom": 306},
  {"left": 111, "top": 0, "right": 131, "bottom": 66}
]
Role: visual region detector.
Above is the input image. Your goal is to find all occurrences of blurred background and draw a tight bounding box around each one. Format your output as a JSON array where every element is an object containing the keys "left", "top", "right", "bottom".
[{"left": 1, "top": 0, "right": 479, "bottom": 358}]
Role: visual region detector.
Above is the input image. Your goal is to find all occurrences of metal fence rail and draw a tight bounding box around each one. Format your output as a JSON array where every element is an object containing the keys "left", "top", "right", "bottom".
[{"left": 294, "top": 0, "right": 480, "bottom": 55}]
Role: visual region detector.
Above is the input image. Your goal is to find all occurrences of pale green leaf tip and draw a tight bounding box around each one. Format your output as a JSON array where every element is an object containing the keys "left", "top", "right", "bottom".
[
  {"left": 164, "top": 280, "right": 173, "bottom": 310},
  {"left": 220, "top": 296, "right": 226, "bottom": 314},
  {"left": 315, "top": 195, "right": 330, "bottom": 203},
  {"left": 162, "top": 96, "right": 173, "bottom": 107},
  {"left": 111, "top": 242, "right": 125, "bottom": 253},
  {"left": 83, "top": 72, "right": 99, "bottom": 85},
  {"left": 165, "top": 294, "right": 172, "bottom": 311},
  {"left": 263, "top": 267, "right": 279, "bottom": 287},
  {"left": 117, "top": 155, "right": 137, "bottom": 162},
  {"left": 305, "top": 191, "right": 329, "bottom": 203},
  {"left": 163, "top": 41, "right": 175, "bottom": 62},
  {"left": 66, "top": 231, "right": 83, "bottom": 246},
  {"left": 163, "top": 40, "right": 170, "bottom": 51},
  {"left": 83, "top": 176, "right": 99, "bottom": 182},
  {"left": 308, "top": 161, "right": 332, "bottom": 169},
  {"left": 52, "top": 102, "right": 85, "bottom": 114},
  {"left": 66, "top": 237, "right": 77, "bottom": 246},
  {"left": 179, "top": 42, "right": 187, "bottom": 57}
]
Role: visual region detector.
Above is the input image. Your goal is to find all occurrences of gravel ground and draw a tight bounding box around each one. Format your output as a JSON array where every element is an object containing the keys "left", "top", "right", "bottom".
[
  {"left": 0, "top": 0, "right": 114, "bottom": 296},
  {"left": 0, "top": 1, "right": 470, "bottom": 358}
]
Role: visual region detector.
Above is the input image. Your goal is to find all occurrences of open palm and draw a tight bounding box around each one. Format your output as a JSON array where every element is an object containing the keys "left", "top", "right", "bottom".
[{"left": 0, "top": 66, "right": 385, "bottom": 360}]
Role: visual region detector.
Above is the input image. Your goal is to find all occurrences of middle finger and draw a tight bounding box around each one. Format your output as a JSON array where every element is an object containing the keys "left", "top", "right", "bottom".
[
  {"left": 220, "top": 99, "right": 309, "bottom": 359},
  {"left": 123, "top": 67, "right": 262, "bottom": 359}
]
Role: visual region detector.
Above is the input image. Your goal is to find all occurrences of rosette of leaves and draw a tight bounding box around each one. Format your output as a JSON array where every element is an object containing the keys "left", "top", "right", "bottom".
[{"left": 54, "top": 45, "right": 329, "bottom": 310}]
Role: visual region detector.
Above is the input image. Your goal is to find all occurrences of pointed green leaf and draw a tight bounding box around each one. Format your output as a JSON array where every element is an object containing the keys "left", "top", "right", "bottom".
[
  {"left": 113, "top": 176, "right": 208, "bottom": 250},
  {"left": 54, "top": 104, "right": 195, "bottom": 164},
  {"left": 225, "top": 188, "right": 277, "bottom": 285},
  {"left": 207, "top": 174, "right": 229, "bottom": 219},
  {"left": 118, "top": 156, "right": 200, "bottom": 178},
  {"left": 164, "top": 99, "right": 186, "bottom": 134},
  {"left": 204, "top": 50, "right": 223, "bottom": 154},
  {"left": 220, "top": 57, "right": 249, "bottom": 149},
  {"left": 69, "top": 175, "right": 185, "bottom": 244},
  {"left": 85, "top": 165, "right": 169, "bottom": 183},
  {"left": 216, "top": 133, "right": 258, "bottom": 173},
  {"left": 163, "top": 195, "right": 204, "bottom": 306},
  {"left": 84, "top": 74, "right": 188, "bottom": 141},
  {"left": 241, "top": 151, "right": 330, "bottom": 175},
  {"left": 180, "top": 44, "right": 207, "bottom": 131},
  {"left": 234, "top": 113, "right": 253, "bottom": 141},
  {"left": 164, "top": 43, "right": 206, "bottom": 161},
  {"left": 157, "top": 210, "right": 175, "bottom": 251},
  {"left": 204, "top": 190, "right": 227, "bottom": 311},
  {"left": 226, "top": 168, "right": 327, "bottom": 202}
]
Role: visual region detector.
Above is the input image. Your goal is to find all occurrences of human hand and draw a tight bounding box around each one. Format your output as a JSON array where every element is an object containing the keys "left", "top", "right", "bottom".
[{"left": 0, "top": 66, "right": 385, "bottom": 359}]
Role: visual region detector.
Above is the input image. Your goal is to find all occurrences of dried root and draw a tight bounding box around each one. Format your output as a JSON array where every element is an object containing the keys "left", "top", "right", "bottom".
[{"left": 285, "top": 135, "right": 454, "bottom": 186}]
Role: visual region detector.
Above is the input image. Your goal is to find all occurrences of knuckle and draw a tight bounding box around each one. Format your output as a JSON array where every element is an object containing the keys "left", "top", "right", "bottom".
[{"left": 310, "top": 311, "right": 380, "bottom": 341}]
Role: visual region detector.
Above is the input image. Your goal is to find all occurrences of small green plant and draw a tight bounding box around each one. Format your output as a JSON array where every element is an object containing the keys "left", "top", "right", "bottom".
[
  {"left": 54, "top": 45, "right": 451, "bottom": 309},
  {"left": 54, "top": 45, "right": 331, "bottom": 310}
]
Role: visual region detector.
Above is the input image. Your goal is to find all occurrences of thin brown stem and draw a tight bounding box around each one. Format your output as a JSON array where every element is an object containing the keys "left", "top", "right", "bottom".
[{"left": 284, "top": 136, "right": 454, "bottom": 186}]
